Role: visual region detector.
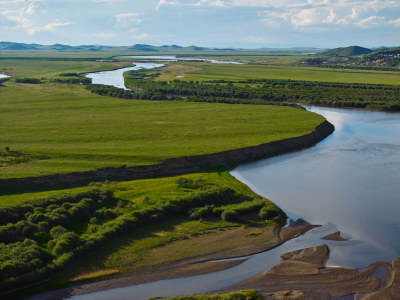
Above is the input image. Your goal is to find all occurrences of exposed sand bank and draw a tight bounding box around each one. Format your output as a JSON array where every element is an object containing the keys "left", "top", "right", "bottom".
[
  {"left": 27, "top": 219, "right": 317, "bottom": 300},
  {"left": 230, "top": 245, "right": 398, "bottom": 299}
]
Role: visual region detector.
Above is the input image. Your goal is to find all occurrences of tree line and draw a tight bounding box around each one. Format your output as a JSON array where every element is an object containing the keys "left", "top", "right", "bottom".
[{"left": 85, "top": 69, "right": 400, "bottom": 111}]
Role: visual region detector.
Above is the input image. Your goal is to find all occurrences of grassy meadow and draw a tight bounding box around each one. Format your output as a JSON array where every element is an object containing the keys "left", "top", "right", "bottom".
[
  {"left": 152, "top": 61, "right": 400, "bottom": 84},
  {"left": 0, "top": 59, "right": 133, "bottom": 78},
  {"left": 0, "top": 78, "right": 324, "bottom": 179}
]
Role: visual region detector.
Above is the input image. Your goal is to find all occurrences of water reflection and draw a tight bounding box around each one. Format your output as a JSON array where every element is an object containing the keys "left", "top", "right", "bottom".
[
  {"left": 85, "top": 63, "right": 164, "bottom": 90},
  {"left": 232, "top": 106, "right": 400, "bottom": 267}
]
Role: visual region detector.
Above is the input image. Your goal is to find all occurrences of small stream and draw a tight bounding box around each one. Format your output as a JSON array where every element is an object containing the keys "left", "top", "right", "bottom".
[{"left": 69, "top": 61, "right": 400, "bottom": 300}]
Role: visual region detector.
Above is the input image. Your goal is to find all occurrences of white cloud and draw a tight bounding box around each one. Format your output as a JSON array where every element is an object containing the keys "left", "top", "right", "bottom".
[
  {"left": 1, "top": 0, "right": 71, "bottom": 34},
  {"left": 29, "top": 20, "right": 72, "bottom": 34},
  {"left": 190, "top": 0, "right": 226, "bottom": 7},
  {"left": 389, "top": 18, "right": 400, "bottom": 26},
  {"left": 356, "top": 15, "right": 386, "bottom": 28},
  {"left": 115, "top": 12, "right": 142, "bottom": 27},
  {"left": 128, "top": 28, "right": 153, "bottom": 39},
  {"left": 156, "top": 0, "right": 179, "bottom": 10}
]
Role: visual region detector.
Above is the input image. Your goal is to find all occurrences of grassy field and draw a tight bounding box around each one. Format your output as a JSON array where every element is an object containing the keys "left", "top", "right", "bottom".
[
  {"left": 0, "top": 59, "right": 133, "bottom": 78},
  {"left": 153, "top": 61, "right": 400, "bottom": 84},
  {"left": 0, "top": 79, "right": 323, "bottom": 179}
]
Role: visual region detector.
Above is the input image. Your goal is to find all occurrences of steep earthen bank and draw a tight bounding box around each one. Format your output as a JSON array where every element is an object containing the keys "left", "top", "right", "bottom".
[{"left": 0, "top": 120, "right": 334, "bottom": 193}]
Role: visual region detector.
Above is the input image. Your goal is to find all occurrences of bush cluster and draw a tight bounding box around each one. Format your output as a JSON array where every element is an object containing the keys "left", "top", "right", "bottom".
[
  {"left": 189, "top": 198, "right": 285, "bottom": 222},
  {"left": 15, "top": 78, "right": 41, "bottom": 84}
]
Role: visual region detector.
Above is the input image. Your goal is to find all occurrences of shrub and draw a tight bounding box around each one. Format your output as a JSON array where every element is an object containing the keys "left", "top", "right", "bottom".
[
  {"left": 259, "top": 204, "right": 284, "bottom": 220},
  {"left": 38, "top": 221, "right": 49, "bottom": 232},
  {"left": 175, "top": 177, "right": 194, "bottom": 188},
  {"left": 49, "top": 226, "right": 68, "bottom": 239},
  {"left": 189, "top": 205, "right": 215, "bottom": 219},
  {"left": 53, "top": 232, "right": 81, "bottom": 256},
  {"left": 221, "top": 210, "right": 239, "bottom": 222}
]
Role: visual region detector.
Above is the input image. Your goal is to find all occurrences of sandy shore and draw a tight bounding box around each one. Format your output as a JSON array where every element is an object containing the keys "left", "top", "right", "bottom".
[
  {"left": 228, "top": 244, "right": 399, "bottom": 299},
  {"left": 27, "top": 220, "right": 317, "bottom": 300},
  {"left": 25, "top": 217, "right": 400, "bottom": 300}
]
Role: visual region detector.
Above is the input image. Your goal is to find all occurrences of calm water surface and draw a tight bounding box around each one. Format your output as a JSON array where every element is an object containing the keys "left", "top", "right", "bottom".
[
  {"left": 85, "top": 62, "right": 164, "bottom": 90},
  {"left": 233, "top": 106, "right": 400, "bottom": 267},
  {"left": 118, "top": 55, "right": 244, "bottom": 64}
]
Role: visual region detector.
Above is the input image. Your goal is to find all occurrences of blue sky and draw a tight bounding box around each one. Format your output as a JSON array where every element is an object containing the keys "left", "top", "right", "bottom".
[{"left": 1, "top": 0, "right": 399, "bottom": 48}]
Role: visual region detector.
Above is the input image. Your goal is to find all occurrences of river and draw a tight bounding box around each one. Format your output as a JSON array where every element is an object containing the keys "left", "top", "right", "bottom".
[
  {"left": 70, "top": 62, "right": 400, "bottom": 299},
  {"left": 85, "top": 62, "right": 164, "bottom": 90}
]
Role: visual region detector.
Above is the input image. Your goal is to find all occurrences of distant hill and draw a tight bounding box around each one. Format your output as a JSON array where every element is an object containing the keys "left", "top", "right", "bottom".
[
  {"left": 0, "top": 41, "right": 326, "bottom": 54},
  {"left": 319, "top": 46, "right": 373, "bottom": 56},
  {"left": 0, "top": 42, "right": 219, "bottom": 53}
]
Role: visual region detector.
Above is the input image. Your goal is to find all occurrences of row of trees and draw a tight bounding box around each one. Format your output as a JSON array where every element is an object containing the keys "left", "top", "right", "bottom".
[{"left": 122, "top": 72, "right": 400, "bottom": 111}]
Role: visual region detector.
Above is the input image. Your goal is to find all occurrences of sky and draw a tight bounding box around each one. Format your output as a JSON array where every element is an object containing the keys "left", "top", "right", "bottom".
[{"left": 1, "top": 0, "right": 399, "bottom": 48}]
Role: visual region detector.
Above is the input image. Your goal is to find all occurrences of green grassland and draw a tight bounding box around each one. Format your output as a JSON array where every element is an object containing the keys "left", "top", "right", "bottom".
[
  {"left": 153, "top": 61, "right": 400, "bottom": 84},
  {"left": 0, "top": 79, "right": 323, "bottom": 179},
  {"left": 0, "top": 59, "right": 133, "bottom": 78}
]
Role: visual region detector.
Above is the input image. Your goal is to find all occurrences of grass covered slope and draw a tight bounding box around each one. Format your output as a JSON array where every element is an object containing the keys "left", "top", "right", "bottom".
[{"left": 0, "top": 81, "right": 324, "bottom": 178}]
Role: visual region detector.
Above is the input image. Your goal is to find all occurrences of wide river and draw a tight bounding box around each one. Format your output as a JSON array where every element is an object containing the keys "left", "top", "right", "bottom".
[{"left": 70, "top": 61, "right": 400, "bottom": 299}]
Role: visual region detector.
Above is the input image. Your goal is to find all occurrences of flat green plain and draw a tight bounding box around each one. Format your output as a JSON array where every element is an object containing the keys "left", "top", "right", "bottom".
[
  {"left": 153, "top": 61, "right": 400, "bottom": 84},
  {"left": 0, "top": 59, "right": 133, "bottom": 78},
  {"left": 0, "top": 80, "right": 324, "bottom": 178}
]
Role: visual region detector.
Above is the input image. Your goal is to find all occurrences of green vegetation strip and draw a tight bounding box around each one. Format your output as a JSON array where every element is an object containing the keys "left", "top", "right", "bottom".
[
  {"left": 148, "top": 290, "right": 262, "bottom": 300},
  {"left": 120, "top": 68, "right": 400, "bottom": 111},
  {"left": 153, "top": 61, "right": 400, "bottom": 84},
  {"left": 0, "top": 172, "right": 284, "bottom": 295}
]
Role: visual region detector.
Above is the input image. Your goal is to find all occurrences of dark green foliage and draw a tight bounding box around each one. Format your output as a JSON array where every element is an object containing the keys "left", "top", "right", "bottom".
[
  {"left": 37, "top": 221, "right": 49, "bottom": 232},
  {"left": 0, "top": 239, "right": 49, "bottom": 281},
  {"left": 189, "top": 205, "right": 216, "bottom": 219},
  {"left": 117, "top": 69, "right": 400, "bottom": 111},
  {"left": 86, "top": 84, "right": 136, "bottom": 99},
  {"left": 15, "top": 78, "right": 41, "bottom": 84},
  {"left": 176, "top": 177, "right": 194, "bottom": 188},
  {"left": 0, "top": 221, "right": 37, "bottom": 243},
  {"left": 221, "top": 210, "right": 239, "bottom": 222},
  {"left": 0, "top": 77, "right": 10, "bottom": 86},
  {"left": 49, "top": 226, "right": 68, "bottom": 239},
  {"left": 259, "top": 203, "right": 282, "bottom": 220},
  {"left": 51, "top": 77, "right": 91, "bottom": 85},
  {"left": 0, "top": 189, "right": 112, "bottom": 226},
  {"left": 59, "top": 72, "right": 79, "bottom": 77},
  {"left": 52, "top": 232, "right": 81, "bottom": 256}
]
